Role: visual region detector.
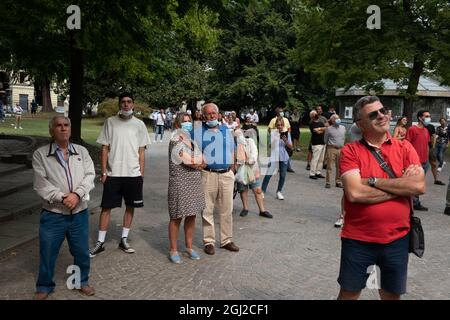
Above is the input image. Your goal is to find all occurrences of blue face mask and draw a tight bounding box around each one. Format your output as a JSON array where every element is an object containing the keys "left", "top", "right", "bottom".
[
  {"left": 181, "top": 122, "right": 193, "bottom": 132},
  {"left": 335, "top": 119, "right": 341, "bottom": 125},
  {"left": 423, "top": 117, "right": 431, "bottom": 125},
  {"left": 206, "top": 119, "right": 219, "bottom": 127}
]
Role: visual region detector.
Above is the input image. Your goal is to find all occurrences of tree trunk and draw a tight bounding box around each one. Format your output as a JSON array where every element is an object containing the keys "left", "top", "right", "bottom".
[
  {"left": 404, "top": 54, "right": 424, "bottom": 128},
  {"left": 41, "top": 77, "right": 53, "bottom": 112},
  {"left": 68, "top": 31, "right": 84, "bottom": 144}
]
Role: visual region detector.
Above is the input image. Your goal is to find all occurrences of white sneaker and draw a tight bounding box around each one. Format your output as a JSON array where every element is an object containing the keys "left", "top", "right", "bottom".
[
  {"left": 438, "top": 167, "right": 442, "bottom": 172},
  {"left": 276, "top": 192, "right": 284, "bottom": 200},
  {"left": 19, "top": 127, "right": 23, "bottom": 129},
  {"left": 334, "top": 217, "right": 344, "bottom": 228}
]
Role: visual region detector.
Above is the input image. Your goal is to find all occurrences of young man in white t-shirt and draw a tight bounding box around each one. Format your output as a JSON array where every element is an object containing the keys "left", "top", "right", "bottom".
[{"left": 90, "top": 92, "right": 151, "bottom": 257}]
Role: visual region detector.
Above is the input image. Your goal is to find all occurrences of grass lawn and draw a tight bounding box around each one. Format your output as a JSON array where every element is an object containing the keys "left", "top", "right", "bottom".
[
  {"left": 1, "top": 113, "right": 120, "bottom": 146},
  {"left": 3, "top": 115, "right": 448, "bottom": 168},
  {"left": 257, "top": 126, "right": 310, "bottom": 162}
]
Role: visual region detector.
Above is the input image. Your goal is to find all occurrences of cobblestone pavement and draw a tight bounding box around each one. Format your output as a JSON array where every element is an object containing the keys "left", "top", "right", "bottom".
[{"left": 1, "top": 135, "right": 449, "bottom": 300}]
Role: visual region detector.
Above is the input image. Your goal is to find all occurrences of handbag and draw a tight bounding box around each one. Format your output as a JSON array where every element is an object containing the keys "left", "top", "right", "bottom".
[{"left": 361, "top": 139, "right": 425, "bottom": 258}]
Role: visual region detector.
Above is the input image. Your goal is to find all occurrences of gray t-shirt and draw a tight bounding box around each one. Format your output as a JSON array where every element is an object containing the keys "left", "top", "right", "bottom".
[
  {"left": 324, "top": 124, "right": 346, "bottom": 148},
  {"left": 348, "top": 123, "right": 362, "bottom": 143},
  {"left": 97, "top": 115, "right": 151, "bottom": 177}
]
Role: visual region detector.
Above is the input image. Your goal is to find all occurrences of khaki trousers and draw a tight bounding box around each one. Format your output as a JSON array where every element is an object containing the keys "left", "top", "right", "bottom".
[
  {"left": 310, "top": 144, "right": 326, "bottom": 176},
  {"left": 201, "top": 170, "right": 235, "bottom": 247},
  {"left": 326, "top": 146, "right": 341, "bottom": 184}
]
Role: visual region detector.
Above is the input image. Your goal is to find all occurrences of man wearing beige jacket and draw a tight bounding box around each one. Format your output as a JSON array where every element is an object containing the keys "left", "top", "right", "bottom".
[{"left": 32, "top": 115, "right": 95, "bottom": 300}]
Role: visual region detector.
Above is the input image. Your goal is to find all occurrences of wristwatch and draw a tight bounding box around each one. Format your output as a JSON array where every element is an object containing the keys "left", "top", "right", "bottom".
[{"left": 368, "top": 177, "right": 377, "bottom": 187}]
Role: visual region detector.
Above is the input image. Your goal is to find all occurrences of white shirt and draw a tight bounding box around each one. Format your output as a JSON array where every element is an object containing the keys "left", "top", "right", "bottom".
[
  {"left": 156, "top": 113, "right": 166, "bottom": 125},
  {"left": 249, "top": 113, "right": 259, "bottom": 124},
  {"left": 97, "top": 116, "right": 151, "bottom": 177},
  {"left": 13, "top": 105, "right": 23, "bottom": 115}
]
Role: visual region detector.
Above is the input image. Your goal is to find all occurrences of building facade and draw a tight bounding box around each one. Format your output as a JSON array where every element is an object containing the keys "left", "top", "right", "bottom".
[{"left": 335, "top": 76, "right": 450, "bottom": 123}]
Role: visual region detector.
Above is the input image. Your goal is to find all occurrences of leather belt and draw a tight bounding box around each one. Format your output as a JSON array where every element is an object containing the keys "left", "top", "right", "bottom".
[
  {"left": 327, "top": 145, "right": 342, "bottom": 149},
  {"left": 204, "top": 167, "right": 230, "bottom": 173}
]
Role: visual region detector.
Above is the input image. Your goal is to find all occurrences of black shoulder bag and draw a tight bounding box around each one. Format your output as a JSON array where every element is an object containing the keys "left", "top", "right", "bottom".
[{"left": 361, "top": 139, "right": 425, "bottom": 258}]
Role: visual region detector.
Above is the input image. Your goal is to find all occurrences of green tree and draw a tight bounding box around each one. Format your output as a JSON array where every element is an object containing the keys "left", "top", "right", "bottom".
[
  {"left": 0, "top": 0, "right": 220, "bottom": 142},
  {"left": 293, "top": 0, "right": 450, "bottom": 125},
  {"left": 206, "top": 0, "right": 326, "bottom": 116}
]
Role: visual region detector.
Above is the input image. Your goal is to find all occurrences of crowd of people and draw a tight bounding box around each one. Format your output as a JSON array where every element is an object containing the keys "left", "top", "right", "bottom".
[{"left": 30, "top": 92, "right": 450, "bottom": 300}]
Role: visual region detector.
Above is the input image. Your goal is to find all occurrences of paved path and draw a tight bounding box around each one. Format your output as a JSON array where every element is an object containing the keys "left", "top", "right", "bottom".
[{"left": 1, "top": 134, "right": 449, "bottom": 300}]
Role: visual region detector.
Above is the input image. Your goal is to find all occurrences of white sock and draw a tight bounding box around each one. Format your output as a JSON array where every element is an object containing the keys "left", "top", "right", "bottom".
[
  {"left": 98, "top": 230, "right": 106, "bottom": 243},
  {"left": 122, "top": 228, "right": 130, "bottom": 238}
]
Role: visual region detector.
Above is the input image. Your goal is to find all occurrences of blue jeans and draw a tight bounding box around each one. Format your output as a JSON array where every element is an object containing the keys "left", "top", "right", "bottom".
[
  {"left": 413, "top": 162, "right": 429, "bottom": 207},
  {"left": 262, "top": 161, "right": 288, "bottom": 193},
  {"left": 36, "top": 209, "right": 90, "bottom": 293},
  {"left": 155, "top": 125, "right": 164, "bottom": 141},
  {"left": 436, "top": 143, "right": 447, "bottom": 168}
]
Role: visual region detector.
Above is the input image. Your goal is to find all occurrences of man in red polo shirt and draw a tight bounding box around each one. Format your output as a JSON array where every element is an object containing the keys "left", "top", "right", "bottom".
[
  {"left": 405, "top": 110, "right": 431, "bottom": 211},
  {"left": 338, "top": 96, "right": 425, "bottom": 300}
]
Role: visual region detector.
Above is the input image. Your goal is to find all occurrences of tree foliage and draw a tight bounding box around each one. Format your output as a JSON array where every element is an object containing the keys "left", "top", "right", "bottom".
[
  {"left": 293, "top": 0, "right": 450, "bottom": 124},
  {"left": 206, "top": 0, "right": 323, "bottom": 113}
]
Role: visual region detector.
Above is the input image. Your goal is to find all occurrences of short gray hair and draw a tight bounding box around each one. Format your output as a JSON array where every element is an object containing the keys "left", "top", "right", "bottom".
[
  {"left": 49, "top": 115, "right": 71, "bottom": 130},
  {"left": 202, "top": 103, "right": 219, "bottom": 115},
  {"left": 354, "top": 96, "right": 380, "bottom": 121}
]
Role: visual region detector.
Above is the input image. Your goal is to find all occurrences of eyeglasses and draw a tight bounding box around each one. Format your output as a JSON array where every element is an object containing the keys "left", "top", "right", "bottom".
[{"left": 367, "top": 107, "right": 389, "bottom": 121}]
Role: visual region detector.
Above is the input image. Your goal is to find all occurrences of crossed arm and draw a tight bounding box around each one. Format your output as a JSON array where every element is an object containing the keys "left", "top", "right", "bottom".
[{"left": 342, "top": 164, "right": 426, "bottom": 204}]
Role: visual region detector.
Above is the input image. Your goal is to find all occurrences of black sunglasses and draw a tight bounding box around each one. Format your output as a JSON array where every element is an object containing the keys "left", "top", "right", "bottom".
[{"left": 367, "top": 107, "right": 388, "bottom": 121}]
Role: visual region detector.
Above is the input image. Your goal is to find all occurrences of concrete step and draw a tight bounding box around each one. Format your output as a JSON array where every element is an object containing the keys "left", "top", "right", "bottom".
[
  {"left": 0, "top": 213, "right": 40, "bottom": 254},
  {"left": 0, "top": 163, "right": 27, "bottom": 177},
  {"left": 0, "top": 169, "right": 34, "bottom": 198},
  {"left": 0, "top": 153, "right": 32, "bottom": 167},
  {"left": 0, "top": 189, "right": 42, "bottom": 223}
]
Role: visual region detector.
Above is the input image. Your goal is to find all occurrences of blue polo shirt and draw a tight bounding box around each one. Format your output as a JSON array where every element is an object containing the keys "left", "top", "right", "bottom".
[{"left": 192, "top": 123, "right": 235, "bottom": 170}]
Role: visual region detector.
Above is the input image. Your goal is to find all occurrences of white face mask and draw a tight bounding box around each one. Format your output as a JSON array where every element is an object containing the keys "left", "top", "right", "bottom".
[{"left": 120, "top": 109, "right": 133, "bottom": 116}]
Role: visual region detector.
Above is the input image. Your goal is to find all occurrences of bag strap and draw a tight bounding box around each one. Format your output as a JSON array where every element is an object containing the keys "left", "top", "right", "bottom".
[
  {"left": 360, "top": 139, "right": 396, "bottom": 178},
  {"left": 360, "top": 138, "right": 415, "bottom": 217}
]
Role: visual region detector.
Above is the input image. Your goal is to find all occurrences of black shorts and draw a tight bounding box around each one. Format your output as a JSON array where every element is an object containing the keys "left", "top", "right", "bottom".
[{"left": 101, "top": 176, "right": 144, "bottom": 209}]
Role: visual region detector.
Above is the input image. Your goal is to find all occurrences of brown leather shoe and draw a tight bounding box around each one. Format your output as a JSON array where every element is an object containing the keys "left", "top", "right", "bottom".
[
  {"left": 221, "top": 242, "right": 239, "bottom": 252},
  {"left": 33, "top": 292, "right": 49, "bottom": 300},
  {"left": 79, "top": 285, "right": 95, "bottom": 296},
  {"left": 204, "top": 244, "right": 215, "bottom": 255}
]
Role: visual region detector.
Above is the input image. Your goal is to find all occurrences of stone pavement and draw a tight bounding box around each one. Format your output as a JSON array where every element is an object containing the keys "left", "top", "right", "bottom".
[{"left": 0, "top": 134, "right": 449, "bottom": 300}]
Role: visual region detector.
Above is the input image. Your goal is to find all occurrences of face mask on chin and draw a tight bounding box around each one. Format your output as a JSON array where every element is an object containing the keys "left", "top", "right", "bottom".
[
  {"left": 119, "top": 109, "right": 133, "bottom": 119},
  {"left": 206, "top": 119, "right": 219, "bottom": 127}
]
